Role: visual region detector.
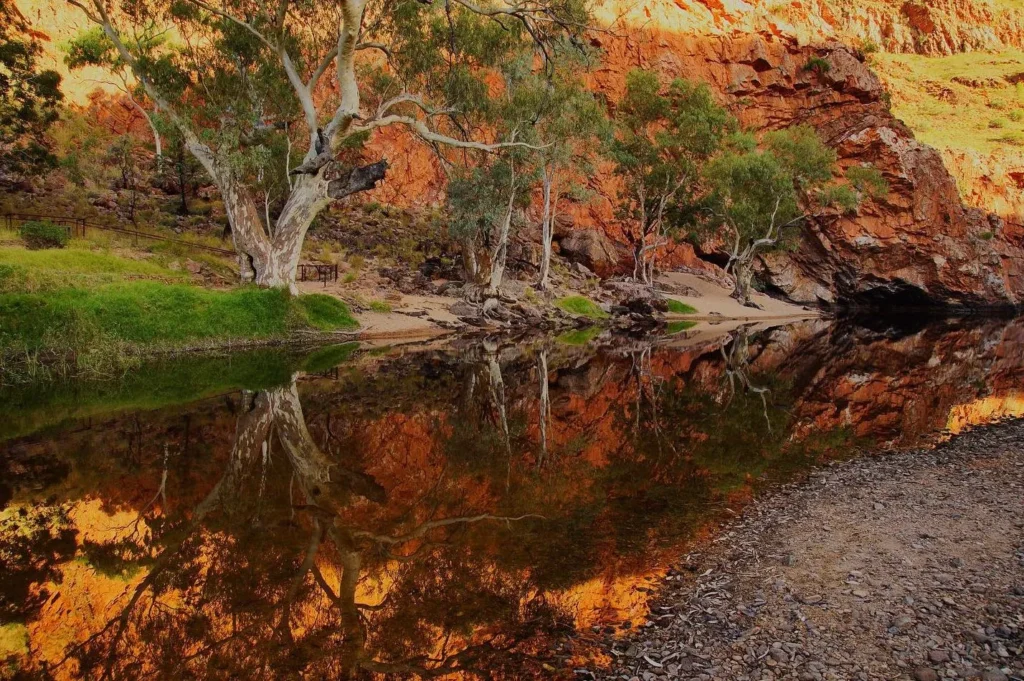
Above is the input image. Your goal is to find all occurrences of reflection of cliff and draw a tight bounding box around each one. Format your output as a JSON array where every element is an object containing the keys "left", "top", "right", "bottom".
[
  {"left": 751, "top": 319, "right": 1024, "bottom": 447},
  {"left": 5, "top": 321, "right": 1024, "bottom": 678}
]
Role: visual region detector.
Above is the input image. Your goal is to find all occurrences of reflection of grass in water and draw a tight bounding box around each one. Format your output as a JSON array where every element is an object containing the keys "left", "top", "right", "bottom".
[
  {"left": 666, "top": 320, "right": 698, "bottom": 334},
  {"left": 556, "top": 326, "right": 602, "bottom": 345},
  {"left": 0, "top": 344, "right": 357, "bottom": 442},
  {"left": 301, "top": 342, "right": 360, "bottom": 374},
  {"left": 665, "top": 299, "right": 698, "bottom": 315}
]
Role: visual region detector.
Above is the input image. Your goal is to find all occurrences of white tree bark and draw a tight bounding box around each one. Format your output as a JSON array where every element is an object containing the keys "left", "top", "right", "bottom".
[{"left": 538, "top": 165, "right": 554, "bottom": 290}]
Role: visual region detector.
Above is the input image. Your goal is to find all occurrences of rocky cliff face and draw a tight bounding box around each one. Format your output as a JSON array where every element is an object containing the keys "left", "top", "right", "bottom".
[
  {"left": 22, "top": 0, "right": 1024, "bottom": 307},
  {"left": 576, "top": 30, "right": 1024, "bottom": 306}
]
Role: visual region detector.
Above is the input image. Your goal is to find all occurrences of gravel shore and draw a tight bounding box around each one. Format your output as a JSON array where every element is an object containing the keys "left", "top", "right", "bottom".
[{"left": 593, "top": 419, "right": 1024, "bottom": 681}]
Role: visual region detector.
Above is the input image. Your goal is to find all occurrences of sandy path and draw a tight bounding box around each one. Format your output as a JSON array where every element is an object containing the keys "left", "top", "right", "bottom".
[{"left": 659, "top": 271, "right": 819, "bottom": 321}]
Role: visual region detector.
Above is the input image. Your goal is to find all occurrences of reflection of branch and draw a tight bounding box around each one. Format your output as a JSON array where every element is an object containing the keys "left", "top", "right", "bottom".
[
  {"left": 352, "top": 514, "right": 544, "bottom": 546},
  {"left": 722, "top": 327, "right": 773, "bottom": 433}
]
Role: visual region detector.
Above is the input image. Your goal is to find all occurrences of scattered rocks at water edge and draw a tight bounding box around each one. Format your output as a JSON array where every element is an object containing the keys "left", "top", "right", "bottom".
[{"left": 592, "top": 420, "right": 1024, "bottom": 681}]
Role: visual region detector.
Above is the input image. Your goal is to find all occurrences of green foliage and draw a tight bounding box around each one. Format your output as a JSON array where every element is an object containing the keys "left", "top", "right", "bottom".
[
  {"left": 995, "top": 131, "right": 1024, "bottom": 145},
  {"left": 803, "top": 56, "right": 831, "bottom": 75},
  {"left": 555, "top": 296, "right": 607, "bottom": 319},
  {"left": 18, "top": 221, "right": 69, "bottom": 250},
  {"left": 665, "top": 299, "right": 698, "bottom": 315},
  {"left": 979, "top": 230, "right": 995, "bottom": 240},
  {"left": 0, "top": 245, "right": 189, "bottom": 293},
  {"left": 368, "top": 300, "right": 392, "bottom": 313},
  {"left": 609, "top": 70, "right": 735, "bottom": 266},
  {"left": 0, "top": 0, "right": 64, "bottom": 178},
  {"left": 859, "top": 39, "right": 880, "bottom": 55},
  {"left": 846, "top": 164, "right": 889, "bottom": 199},
  {"left": 295, "top": 294, "right": 358, "bottom": 331},
  {"left": 695, "top": 125, "right": 844, "bottom": 255}
]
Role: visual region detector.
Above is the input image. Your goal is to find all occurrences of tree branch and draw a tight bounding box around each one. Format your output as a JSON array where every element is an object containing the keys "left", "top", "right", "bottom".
[{"left": 326, "top": 160, "right": 389, "bottom": 199}]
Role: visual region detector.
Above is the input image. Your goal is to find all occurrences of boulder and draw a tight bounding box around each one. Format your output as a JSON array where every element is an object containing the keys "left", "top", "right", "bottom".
[{"left": 558, "top": 229, "right": 623, "bottom": 278}]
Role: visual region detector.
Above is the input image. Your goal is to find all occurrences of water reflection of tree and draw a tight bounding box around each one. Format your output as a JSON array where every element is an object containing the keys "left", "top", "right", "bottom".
[
  {"left": 52, "top": 379, "right": 562, "bottom": 681},
  {"left": 8, "top": 330, "right": 866, "bottom": 679}
]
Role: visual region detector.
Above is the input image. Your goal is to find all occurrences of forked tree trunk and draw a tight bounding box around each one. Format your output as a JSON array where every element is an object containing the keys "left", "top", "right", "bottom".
[
  {"left": 220, "top": 163, "right": 386, "bottom": 291},
  {"left": 731, "top": 259, "right": 755, "bottom": 307}
]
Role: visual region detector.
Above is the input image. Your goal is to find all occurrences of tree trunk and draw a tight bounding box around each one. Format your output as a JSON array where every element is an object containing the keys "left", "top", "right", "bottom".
[
  {"left": 487, "top": 186, "right": 516, "bottom": 296},
  {"left": 731, "top": 259, "right": 755, "bottom": 307},
  {"left": 538, "top": 165, "right": 553, "bottom": 291}
]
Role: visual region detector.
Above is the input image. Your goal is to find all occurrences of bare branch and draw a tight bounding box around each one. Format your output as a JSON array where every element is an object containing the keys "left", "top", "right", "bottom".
[{"left": 352, "top": 114, "right": 548, "bottom": 151}]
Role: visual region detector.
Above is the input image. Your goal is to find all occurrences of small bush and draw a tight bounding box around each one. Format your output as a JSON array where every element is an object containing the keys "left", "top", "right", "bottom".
[
  {"left": 19, "top": 221, "right": 69, "bottom": 250},
  {"left": 555, "top": 296, "right": 608, "bottom": 319},
  {"left": 995, "top": 131, "right": 1024, "bottom": 146},
  {"left": 859, "top": 38, "right": 879, "bottom": 55},
  {"left": 802, "top": 56, "right": 831, "bottom": 76},
  {"left": 979, "top": 231, "right": 995, "bottom": 240},
  {"left": 989, "top": 117, "right": 1008, "bottom": 129},
  {"left": 369, "top": 300, "right": 392, "bottom": 313},
  {"left": 1010, "top": 109, "right": 1024, "bottom": 122}
]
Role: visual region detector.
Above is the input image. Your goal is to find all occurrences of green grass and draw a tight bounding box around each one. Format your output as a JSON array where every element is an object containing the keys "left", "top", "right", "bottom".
[
  {"left": 666, "top": 320, "right": 698, "bottom": 334},
  {"left": 665, "top": 299, "right": 698, "bottom": 315},
  {"left": 296, "top": 294, "right": 359, "bottom": 331},
  {"left": 0, "top": 283, "right": 358, "bottom": 382},
  {"left": 555, "top": 296, "right": 608, "bottom": 319},
  {"left": 556, "top": 326, "right": 602, "bottom": 345},
  {"left": 0, "top": 245, "right": 188, "bottom": 292},
  {"left": 873, "top": 49, "right": 1024, "bottom": 155},
  {"left": 0, "top": 284, "right": 357, "bottom": 349},
  {"left": 368, "top": 300, "right": 392, "bottom": 313}
]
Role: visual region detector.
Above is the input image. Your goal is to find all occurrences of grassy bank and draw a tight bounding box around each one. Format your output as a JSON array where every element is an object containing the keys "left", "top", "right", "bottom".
[{"left": 0, "top": 244, "right": 358, "bottom": 382}]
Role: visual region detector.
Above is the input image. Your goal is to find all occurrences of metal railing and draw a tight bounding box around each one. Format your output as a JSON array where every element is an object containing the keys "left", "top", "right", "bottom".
[{"left": 2, "top": 212, "right": 237, "bottom": 256}]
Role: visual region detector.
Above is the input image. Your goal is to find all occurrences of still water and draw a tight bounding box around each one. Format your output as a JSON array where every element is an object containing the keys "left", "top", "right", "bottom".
[{"left": 1, "top": 318, "right": 1022, "bottom": 680}]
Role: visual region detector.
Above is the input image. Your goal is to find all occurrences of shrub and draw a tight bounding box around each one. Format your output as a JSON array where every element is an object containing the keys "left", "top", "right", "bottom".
[
  {"left": 1010, "top": 109, "right": 1024, "bottom": 122},
  {"left": 802, "top": 56, "right": 831, "bottom": 76},
  {"left": 995, "top": 131, "right": 1024, "bottom": 146},
  {"left": 859, "top": 38, "right": 879, "bottom": 55},
  {"left": 979, "top": 230, "right": 995, "bottom": 240},
  {"left": 19, "top": 221, "right": 69, "bottom": 250},
  {"left": 989, "top": 118, "right": 1008, "bottom": 129},
  {"left": 369, "top": 300, "right": 392, "bottom": 313}
]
